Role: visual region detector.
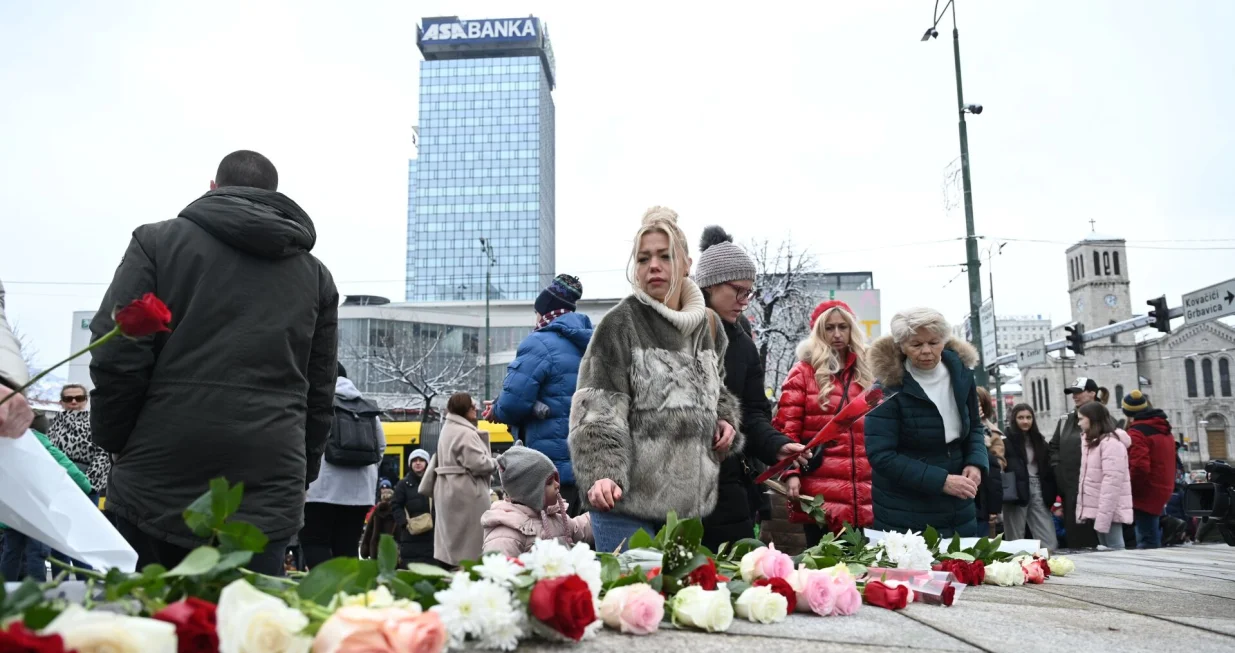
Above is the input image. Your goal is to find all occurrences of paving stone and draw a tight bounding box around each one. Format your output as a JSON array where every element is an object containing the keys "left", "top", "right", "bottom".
[
  {"left": 966, "top": 585, "right": 1106, "bottom": 609},
  {"left": 517, "top": 629, "right": 969, "bottom": 653},
  {"left": 724, "top": 609, "right": 978, "bottom": 651},
  {"left": 1158, "top": 616, "right": 1235, "bottom": 638},
  {"left": 902, "top": 603, "right": 1235, "bottom": 653},
  {"left": 1108, "top": 575, "right": 1235, "bottom": 600},
  {"left": 1034, "top": 585, "right": 1235, "bottom": 619}
]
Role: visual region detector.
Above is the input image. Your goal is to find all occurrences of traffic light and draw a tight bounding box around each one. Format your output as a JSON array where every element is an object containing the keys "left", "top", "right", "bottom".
[
  {"left": 1065, "top": 323, "right": 1085, "bottom": 355},
  {"left": 1147, "top": 296, "right": 1171, "bottom": 334}
]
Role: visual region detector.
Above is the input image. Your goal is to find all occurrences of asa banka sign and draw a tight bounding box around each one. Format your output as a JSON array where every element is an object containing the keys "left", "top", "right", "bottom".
[{"left": 421, "top": 18, "right": 539, "bottom": 44}]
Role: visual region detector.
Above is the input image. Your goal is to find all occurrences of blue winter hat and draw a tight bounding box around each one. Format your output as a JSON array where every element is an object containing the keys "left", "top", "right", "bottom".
[{"left": 535, "top": 274, "right": 582, "bottom": 315}]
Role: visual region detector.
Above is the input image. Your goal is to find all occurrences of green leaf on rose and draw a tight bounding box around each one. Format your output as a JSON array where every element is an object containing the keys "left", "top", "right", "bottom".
[
  {"left": 217, "top": 521, "right": 269, "bottom": 554},
  {"left": 924, "top": 525, "right": 940, "bottom": 551},
  {"left": 413, "top": 580, "right": 440, "bottom": 608},
  {"left": 209, "top": 477, "right": 231, "bottom": 526},
  {"left": 182, "top": 492, "right": 216, "bottom": 538},
  {"left": 212, "top": 551, "right": 255, "bottom": 573},
  {"left": 948, "top": 533, "right": 962, "bottom": 554},
  {"left": 19, "top": 605, "right": 63, "bottom": 630},
  {"left": 675, "top": 519, "right": 704, "bottom": 551},
  {"left": 599, "top": 553, "right": 621, "bottom": 586},
  {"left": 726, "top": 580, "right": 751, "bottom": 597},
  {"left": 388, "top": 577, "right": 418, "bottom": 600},
  {"left": 224, "top": 482, "right": 245, "bottom": 520},
  {"left": 942, "top": 551, "right": 975, "bottom": 562},
  {"left": 401, "top": 563, "right": 452, "bottom": 580},
  {"left": 377, "top": 535, "right": 399, "bottom": 579},
  {"left": 628, "top": 529, "right": 654, "bottom": 551},
  {"left": 164, "top": 547, "right": 221, "bottom": 577},
  {"left": 726, "top": 538, "right": 766, "bottom": 561},
  {"left": 297, "top": 558, "right": 379, "bottom": 603}
]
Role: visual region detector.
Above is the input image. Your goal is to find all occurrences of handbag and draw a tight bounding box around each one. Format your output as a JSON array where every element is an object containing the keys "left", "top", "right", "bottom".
[
  {"left": 404, "top": 501, "right": 433, "bottom": 536},
  {"left": 418, "top": 454, "right": 438, "bottom": 498},
  {"left": 1002, "top": 475, "right": 1022, "bottom": 503}
]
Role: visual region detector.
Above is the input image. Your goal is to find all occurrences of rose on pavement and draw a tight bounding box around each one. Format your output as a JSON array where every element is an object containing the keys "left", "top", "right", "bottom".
[
  {"left": 788, "top": 568, "right": 837, "bottom": 616},
  {"left": 153, "top": 597, "right": 218, "bottom": 653},
  {"left": 686, "top": 558, "right": 724, "bottom": 591},
  {"left": 670, "top": 585, "right": 733, "bottom": 633},
  {"left": 1022, "top": 560, "right": 1046, "bottom": 584},
  {"left": 734, "top": 586, "right": 788, "bottom": 624},
  {"left": 753, "top": 578, "right": 797, "bottom": 614},
  {"left": 1047, "top": 556, "right": 1075, "bottom": 577},
  {"left": 0, "top": 622, "right": 67, "bottom": 653},
  {"left": 312, "top": 607, "right": 446, "bottom": 653},
  {"left": 598, "top": 584, "right": 664, "bottom": 635},
  {"left": 862, "top": 581, "right": 910, "bottom": 611},
  {"left": 42, "top": 604, "right": 177, "bottom": 653},
  {"left": 829, "top": 576, "right": 863, "bottom": 616},
  {"left": 217, "top": 579, "right": 311, "bottom": 653},
  {"left": 528, "top": 575, "right": 596, "bottom": 641},
  {"left": 739, "top": 544, "right": 793, "bottom": 583},
  {"left": 983, "top": 561, "right": 1027, "bottom": 587}
]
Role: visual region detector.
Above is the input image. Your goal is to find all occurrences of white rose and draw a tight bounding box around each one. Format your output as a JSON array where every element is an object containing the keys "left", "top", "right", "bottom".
[
  {"left": 1047, "top": 556, "right": 1076, "bottom": 577},
  {"left": 734, "top": 586, "right": 788, "bottom": 624},
  {"left": 42, "top": 604, "right": 177, "bottom": 653},
  {"left": 217, "top": 579, "right": 312, "bottom": 653},
  {"left": 738, "top": 547, "right": 770, "bottom": 582},
  {"left": 337, "top": 585, "right": 420, "bottom": 611},
  {"left": 982, "top": 561, "right": 1025, "bottom": 587},
  {"left": 670, "top": 585, "right": 734, "bottom": 633}
]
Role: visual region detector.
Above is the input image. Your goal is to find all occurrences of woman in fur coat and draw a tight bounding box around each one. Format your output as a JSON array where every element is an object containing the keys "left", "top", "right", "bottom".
[{"left": 568, "top": 207, "right": 743, "bottom": 553}]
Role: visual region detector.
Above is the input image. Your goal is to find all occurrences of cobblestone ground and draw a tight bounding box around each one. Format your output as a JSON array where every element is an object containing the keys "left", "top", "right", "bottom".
[{"left": 519, "top": 544, "right": 1235, "bottom": 653}]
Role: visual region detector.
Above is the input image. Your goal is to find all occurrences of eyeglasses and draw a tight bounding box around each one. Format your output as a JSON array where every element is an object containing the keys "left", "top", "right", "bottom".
[
  {"left": 724, "top": 283, "right": 756, "bottom": 302},
  {"left": 61, "top": 395, "right": 86, "bottom": 404}
]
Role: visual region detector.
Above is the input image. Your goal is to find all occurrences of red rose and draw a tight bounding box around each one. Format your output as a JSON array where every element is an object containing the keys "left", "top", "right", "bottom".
[
  {"left": 933, "top": 560, "right": 971, "bottom": 585},
  {"left": 967, "top": 560, "right": 986, "bottom": 586},
  {"left": 686, "top": 558, "right": 721, "bottom": 591},
  {"left": 114, "top": 293, "right": 172, "bottom": 337},
  {"left": 528, "top": 575, "right": 596, "bottom": 641},
  {"left": 0, "top": 622, "right": 68, "bottom": 653},
  {"left": 940, "top": 583, "right": 957, "bottom": 607},
  {"left": 753, "top": 577, "right": 797, "bottom": 614},
  {"left": 154, "top": 597, "right": 218, "bottom": 653},
  {"left": 645, "top": 567, "right": 661, "bottom": 581},
  {"left": 863, "top": 580, "right": 910, "bottom": 610},
  {"left": 1036, "top": 559, "right": 1050, "bottom": 579}
]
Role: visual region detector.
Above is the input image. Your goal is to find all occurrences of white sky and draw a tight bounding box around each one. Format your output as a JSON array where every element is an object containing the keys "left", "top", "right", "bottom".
[{"left": 3, "top": 0, "right": 1234, "bottom": 369}]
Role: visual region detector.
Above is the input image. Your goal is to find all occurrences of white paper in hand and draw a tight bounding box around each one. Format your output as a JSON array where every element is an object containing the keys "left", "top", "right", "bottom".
[{"left": 0, "top": 431, "right": 137, "bottom": 572}]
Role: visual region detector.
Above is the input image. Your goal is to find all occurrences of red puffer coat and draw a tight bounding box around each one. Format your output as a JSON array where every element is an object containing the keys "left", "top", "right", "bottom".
[
  {"left": 772, "top": 353, "right": 873, "bottom": 531},
  {"left": 1126, "top": 409, "right": 1177, "bottom": 515}
]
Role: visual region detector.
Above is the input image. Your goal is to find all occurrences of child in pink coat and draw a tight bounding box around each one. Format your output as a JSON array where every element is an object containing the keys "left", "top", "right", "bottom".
[
  {"left": 482, "top": 445, "right": 592, "bottom": 558},
  {"left": 1075, "top": 401, "right": 1133, "bottom": 550}
]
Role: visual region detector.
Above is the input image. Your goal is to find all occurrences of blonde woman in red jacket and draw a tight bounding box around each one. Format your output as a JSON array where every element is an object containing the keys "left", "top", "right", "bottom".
[{"left": 774, "top": 300, "right": 875, "bottom": 546}]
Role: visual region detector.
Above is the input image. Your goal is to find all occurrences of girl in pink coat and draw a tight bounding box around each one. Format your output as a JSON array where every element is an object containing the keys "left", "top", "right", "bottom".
[
  {"left": 1076, "top": 401, "right": 1133, "bottom": 550},
  {"left": 482, "top": 445, "right": 592, "bottom": 558}
]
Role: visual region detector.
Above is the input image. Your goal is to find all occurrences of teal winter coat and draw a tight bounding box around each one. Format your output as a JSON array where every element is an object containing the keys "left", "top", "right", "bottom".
[{"left": 864, "top": 336, "right": 989, "bottom": 537}]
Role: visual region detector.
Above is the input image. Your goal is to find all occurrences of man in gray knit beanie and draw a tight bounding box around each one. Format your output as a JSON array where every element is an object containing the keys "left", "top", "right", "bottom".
[{"left": 496, "top": 445, "right": 558, "bottom": 509}]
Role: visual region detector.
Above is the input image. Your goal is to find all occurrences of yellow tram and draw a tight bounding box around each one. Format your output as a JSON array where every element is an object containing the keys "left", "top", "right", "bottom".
[{"left": 379, "top": 419, "right": 515, "bottom": 482}]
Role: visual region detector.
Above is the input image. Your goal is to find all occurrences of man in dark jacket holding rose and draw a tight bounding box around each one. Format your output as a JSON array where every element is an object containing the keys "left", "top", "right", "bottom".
[{"left": 89, "top": 151, "right": 338, "bottom": 576}]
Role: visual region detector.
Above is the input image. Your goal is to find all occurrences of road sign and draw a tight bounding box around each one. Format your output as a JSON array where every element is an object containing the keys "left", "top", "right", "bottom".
[
  {"left": 1182, "top": 278, "right": 1235, "bottom": 324},
  {"left": 1016, "top": 339, "right": 1047, "bottom": 368},
  {"left": 979, "top": 301, "right": 997, "bottom": 363}
]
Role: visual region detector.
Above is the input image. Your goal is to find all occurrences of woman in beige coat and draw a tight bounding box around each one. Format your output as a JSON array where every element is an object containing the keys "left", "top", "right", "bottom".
[{"left": 432, "top": 392, "right": 497, "bottom": 566}]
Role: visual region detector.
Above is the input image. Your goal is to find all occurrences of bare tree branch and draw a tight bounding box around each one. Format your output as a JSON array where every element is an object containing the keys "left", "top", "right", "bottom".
[
  {"left": 343, "top": 314, "right": 479, "bottom": 421},
  {"left": 744, "top": 237, "right": 818, "bottom": 399}
]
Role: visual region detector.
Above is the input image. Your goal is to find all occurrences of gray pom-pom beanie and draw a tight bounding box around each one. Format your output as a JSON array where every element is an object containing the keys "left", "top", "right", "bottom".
[
  {"left": 694, "top": 226, "right": 757, "bottom": 289},
  {"left": 496, "top": 445, "right": 558, "bottom": 508}
]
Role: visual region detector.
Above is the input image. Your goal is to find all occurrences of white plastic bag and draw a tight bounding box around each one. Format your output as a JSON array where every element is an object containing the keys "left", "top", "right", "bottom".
[{"left": 0, "top": 431, "right": 137, "bottom": 572}]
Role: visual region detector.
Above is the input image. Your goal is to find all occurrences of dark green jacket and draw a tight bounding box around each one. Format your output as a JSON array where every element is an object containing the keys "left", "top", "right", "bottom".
[{"left": 864, "top": 336, "right": 989, "bottom": 537}]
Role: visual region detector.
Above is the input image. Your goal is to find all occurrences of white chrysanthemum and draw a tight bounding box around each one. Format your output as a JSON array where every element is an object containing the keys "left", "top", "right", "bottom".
[
  {"left": 476, "top": 553, "right": 526, "bottom": 587},
  {"left": 878, "top": 531, "right": 934, "bottom": 570},
  {"left": 568, "top": 542, "right": 603, "bottom": 596},
  {"left": 433, "top": 573, "right": 482, "bottom": 648},
  {"left": 434, "top": 572, "right": 526, "bottom": 651},
  {"left": 519, "top": 538, "right": 573, "bottom": 580}
]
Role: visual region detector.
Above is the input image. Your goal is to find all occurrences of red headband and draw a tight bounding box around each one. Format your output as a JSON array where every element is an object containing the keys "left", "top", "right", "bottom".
[{"left": 811, "top": 300, "right": 855, "bottom": 327}]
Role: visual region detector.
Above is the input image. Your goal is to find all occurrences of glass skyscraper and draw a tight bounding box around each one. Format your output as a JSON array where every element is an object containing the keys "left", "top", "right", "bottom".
[{"left": 407, "top": 16, "right": 557, "bottom": 302}]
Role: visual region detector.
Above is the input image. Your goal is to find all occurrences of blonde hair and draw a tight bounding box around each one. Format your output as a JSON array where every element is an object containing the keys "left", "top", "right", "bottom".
[
  {"left": 797, "top": 306, "right": 874, "bottom": 405},
  {"left": 628, "top": 206, "right": 690, "bottom": 300}
]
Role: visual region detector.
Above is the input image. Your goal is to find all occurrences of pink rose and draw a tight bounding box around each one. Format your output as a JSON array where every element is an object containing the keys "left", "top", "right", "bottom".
[
  {"left": 313, "top": 607, "right": 447, "bottom": 653},
  {"left": 758, "top": 546, "right": 795, "bottom": 581},
  {"left": 1022, "top": 561, "right": 1046, "bottom": 585},
  {"left": 830, "top": 577, "right": 863, "bottom": 616},
  {"left": 791, "top": 569, "right": 837, "bottom": 616},
  {"left": 599, "top": 584, "right": 664, "bottom": 635}
]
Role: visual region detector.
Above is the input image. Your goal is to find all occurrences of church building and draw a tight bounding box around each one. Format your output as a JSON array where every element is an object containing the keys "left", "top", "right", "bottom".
[{"left": 1019, "top": 233, "right": 1234, "bottom": 469}]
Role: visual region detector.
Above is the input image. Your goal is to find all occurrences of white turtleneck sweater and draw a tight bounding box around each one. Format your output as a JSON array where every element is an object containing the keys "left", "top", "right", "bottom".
[
  {"left": 906, "top": 358, "right": 962, "bottom": 443},
  {"left": 634, "top": 278, "right": 708, "bottom": 335}
]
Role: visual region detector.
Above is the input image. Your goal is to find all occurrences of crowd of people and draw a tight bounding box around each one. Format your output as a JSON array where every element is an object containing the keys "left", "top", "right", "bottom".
[{"left": 0, "top": 151, "right": 1213, "bottom": 584}]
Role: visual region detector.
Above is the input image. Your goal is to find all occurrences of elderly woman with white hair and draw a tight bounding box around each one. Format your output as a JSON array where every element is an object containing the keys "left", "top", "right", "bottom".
[{"left": 864, "top": 307, "right": 990, "bottom": 536}]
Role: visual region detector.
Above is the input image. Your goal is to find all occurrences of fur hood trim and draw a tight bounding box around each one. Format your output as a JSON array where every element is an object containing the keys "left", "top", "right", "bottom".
[{"left": 869, "top": 335, "right": 979, "bottom": 387}]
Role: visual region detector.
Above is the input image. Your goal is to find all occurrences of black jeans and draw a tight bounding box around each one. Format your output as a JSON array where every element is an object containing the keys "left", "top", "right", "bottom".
[
  {"left": 300, "top": 503, "right": 370, "bottom": 569},
  {"left": 112, "top": 515, "right": 289, "bottom": 577}
]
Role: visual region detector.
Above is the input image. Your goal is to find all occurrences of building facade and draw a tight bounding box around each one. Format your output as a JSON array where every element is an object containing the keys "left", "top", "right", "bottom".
[
  {"left": 407, "top": 16, "right": 557, "bottom": 302},
  {"left": 1017, "top": 233, "right": 1233, "bottom": 469},
  {"left": 953, "top": 314, "right": 1052, "bottom": 357},
  {"left": 339, "top": 296, "right": 619, "bottom": 411}
]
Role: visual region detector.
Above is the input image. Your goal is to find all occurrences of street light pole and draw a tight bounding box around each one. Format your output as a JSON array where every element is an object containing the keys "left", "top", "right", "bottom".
[
  {"left": 479, "top": 237, "right": 497, "bottom": 399},
  {"left": 925, "top": 0, "right": 988, "bottom": 386}
]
